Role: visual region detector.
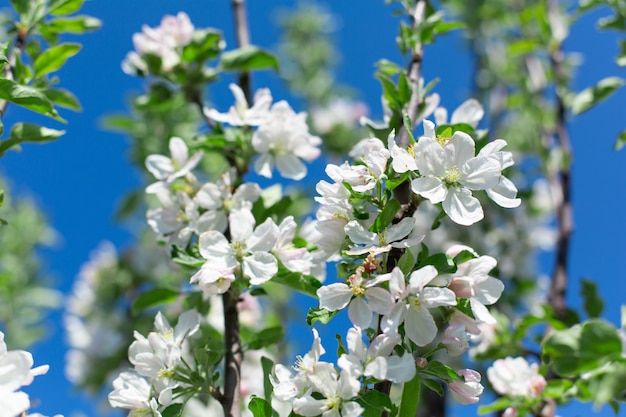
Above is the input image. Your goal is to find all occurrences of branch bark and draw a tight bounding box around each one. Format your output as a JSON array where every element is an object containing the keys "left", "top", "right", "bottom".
[
  {"left": 231, "top": 0, "right": 252, "bottom": 103},
  {"left": 222, "top": 290, "right": 243, "bottom": 417},
  {"left": 546, "top": 0, "right": 572, "bottom": 322}
]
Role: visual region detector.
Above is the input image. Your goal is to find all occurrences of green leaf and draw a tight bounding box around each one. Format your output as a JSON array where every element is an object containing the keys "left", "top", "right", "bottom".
[
  {"left": 306, "top": 307, "right": 338, "bottom": 325},
  {"left": 272, "top": 269, "right": 322, "bottom": 298},
  {"left": 372, "top": 199, "right": 401, "bottom": 233},
  {"left": 357, "top": 390, "right": 393, "bottom": 417},
  {"left": 570, "top": 77, "right": 624, "bottom": 116},
  {"left": 397, "top": 249, "right": 416, "bottom": 275},
  {"left": 260, "top": 356, "right": 274, "bottom": 400},
  {"left": 10, "top": 0, "right": 30, "bottom": 15},
  {"left": 0, "top": 123, "right": 65, "bottom": 155},
  {"left": 45, "top": 15, "right": 102, "bottom": 34},
  {"left": 248, "top": 396, "right": 273, "bottom": 417},
  {"left": 421, "top": 378, "right": 444, "bottom": 397},
  {"left": 0, "top": 79, "right": 60, "bottom": 119},
  {"left": 132, "top": 287, "right": 180, "bottom": 314},
  {"left": 543, "top": 319, "right": 623, "bottom": 376},
  {"left": 419, "top": 360, "right": 460, "bottom": 381},
  {"left": 581, "top": 278, "right": 604, "bottom": 318},
  {"left": 420, "top": 253, "right": 456, "bottom": 274},
  {"left": 614, "top": 130, "right": 626, "bottom": 151},
  {"left": 41, "top": 87, "right": 81, "bottom": 111},
  {"left": 478, "top": 398, "right": 511, "bottom": 414},
  {"left": 616, "top": 40, "right": 626, "bottom": 67},
  {"left": 220, "top": 45, "right": 279, "bottom": 72},
  {"left": 182, "top": 29, "right": 223, "bottom": 63},
  {"left": 398, "top": 373, "right": 420, "bottom": 417},
  {"left": 246, "top": 326, "right": 284, "bottom": 350},
  {"left": 543, "top": 378, "right": 575, "bottom": 399},
  {"left": 49, "top": 0, "right": 84, "bottom": 15},
  {"left": 161, "top": 403, "right": 183, "bottom": 417},
  {"left": 171, "top": 245, "right": 205, "bottom": 268},
  {"left": 34, "top": 43, "right": 81, "bottom": 78}
]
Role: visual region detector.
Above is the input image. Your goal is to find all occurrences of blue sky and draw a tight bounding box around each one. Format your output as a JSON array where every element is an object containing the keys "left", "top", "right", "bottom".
[{"left": 1, "top": 1, "right": 625, "bottom": 416}]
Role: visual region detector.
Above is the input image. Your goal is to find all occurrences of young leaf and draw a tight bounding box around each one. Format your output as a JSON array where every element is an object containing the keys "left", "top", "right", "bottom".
[
  {"left": 570, "top": 77, "right": 624, "bottom": 116},
  {"left": 34, "top": 43, "right": 82, "bottom": 78},
  {"left": 372, "top": 198, "right": 401, "bottom": 233},
  {"left": 543, "top": 319, "right": 623, "bottom": 376},
  {"left": 41, "top": 87, "right": 81, "bottom": 110},
  {"left": 357, "top": 390, "right": 393, "bottom": 417},
  {"left": 0, "top": 79, "right": 60, "bottom": 119},
  {"left": 614, "top": 130, "right": 626, "bottom": 151},
  {"left": 132, "top": 287, "right": 180, "bottom": 314},
  {"left": 246, "top": 326, "right": 285, "bottom": 350},
  {"left": 306, "top": 307, "right": 338, "bottom": 325},
  {"left": 581, "top": 278, "right": 604, "bottom": 318},
  {"left": 10, "top": 123, "right": 65, "bottom": 142},
  {"left": 45, "top": 15, "right": 102, "bottom": 34},
  {"left": 48, "top": 0, "right": 84, "bottom": 15},
  {"left": 421, "top": 378, "right": 444, "bottom": 397},
  {"left": 247, "top": 396, "right": 273, "bottom": 417},
  {"left": 220, "top": 45, "right": 279, "bottom": 72},
  {"left": 161, "top": 404, "right": 183, "bottom": 417},
  {"left": 260, "top": 356, "right": 275, "bottom": 400},
  {"left": 398, "top": 373, "right": 420, "bottom": 417}
]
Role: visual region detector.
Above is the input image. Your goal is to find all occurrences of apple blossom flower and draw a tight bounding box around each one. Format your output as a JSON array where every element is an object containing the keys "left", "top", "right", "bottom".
[
  {"left": 0, "top": 331, "right": 50, "bottom": 417},
  {"left": 271, "top": 328, "right": 326, "bottom": 402},
  {"left": 448, "top": 369, "right": 484, "bottom": 404},
  {"left": 434, "top": 99, "right": 484, "bottom": 129},
  {"left": 337, "top": 327, "right": 415, "bottom": 383},
  {"left": 410, "top": 121, "right": 502, "bottom": 225},
  {"left": 477, "top": 139, "right": 521, "bottom": 209},
  {"left": 344, "top": 216, "right": 423, "bottom": 256},
  {"left": 193, "top": 171, "right": 261, "bottom": 234},
  {"left": 108, "top": 371, "right": 162, "bottom": 416},
  {"left": 145, "top": 137, "right": 203, "bottom": 191},
  {"left": 446, "top": 255, "right": 504, "bottom": 324},
  {"left": 317, "top": 266, "right": 394, "bottom": 329},
  {"left": 274, "top": 216, "right": 314, "bottom": 274},
  {"left": 487, "top": 357, "right": 547, "bottom": 398},
  {"left": 441, "top": 322, "right": 472, "bottom": 357},
  {"left": 383, "top": 266, "right": 457, "bottom": 346},
  {"left": 252, "top": 101, "right": 322, "bottom": 180},
  {"left": 293, "top": 366, "right": 364, "bottom": 417},
  {"left": 205, "top": 83, "right": 272, "bottom": 126},
  {"left": 122, "top": 12, "right": 194, "bottom": 74},
  {"left": 193, "top": 206, "right": 279, "bottom": 288}
]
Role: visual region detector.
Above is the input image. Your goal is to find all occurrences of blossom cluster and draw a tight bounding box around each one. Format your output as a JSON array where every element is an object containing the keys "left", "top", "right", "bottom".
[
  {"left": 0, "top": 331, "right": 59, "bottom": 417},
  {"left": 108, "top": 310, "right": 201, "bottom": 416},
  {"left": 122, "top": 12, "right": 196, "bottom": 75}
]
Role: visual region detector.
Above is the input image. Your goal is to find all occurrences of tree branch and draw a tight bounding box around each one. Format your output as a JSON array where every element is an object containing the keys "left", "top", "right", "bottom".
[
  {"left": 231, "top": 0, "right": 252, "bottom": 103},
  {"left": 222, "top": 290, "right": 243, "bottom": 417},
  {"left": 546, "top": 0, "right": 572, "bottom": 322}
]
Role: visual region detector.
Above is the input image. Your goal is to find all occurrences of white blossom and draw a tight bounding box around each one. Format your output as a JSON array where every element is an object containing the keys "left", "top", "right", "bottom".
[
  {"left": 383, "top": 266, "right": 457, "bottom": 346},
  {"left": 252, "top": 101, "right": 322, "bottom": 180},
  {"left": 205, "top": 83, "right": 272, "bottom": 126},
  {"left": 487, "top": 357, "right": 547, "bottom": 398},
  {"left": 145, "top": 137, "right": 203, "bottom": 191},
  {"left": 410, "top": 121, "right": 502, "bottom": 225}
]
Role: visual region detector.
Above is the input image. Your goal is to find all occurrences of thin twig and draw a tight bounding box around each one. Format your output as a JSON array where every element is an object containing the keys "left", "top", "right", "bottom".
[{"left": 0, "top": 28, "right": 25, "bottom": 120}]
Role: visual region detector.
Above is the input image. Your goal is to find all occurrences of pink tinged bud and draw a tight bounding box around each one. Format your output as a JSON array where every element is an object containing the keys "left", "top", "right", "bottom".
[
  {"left": 530, "top": 374, "right": 547, "bottom": 397},
  {"left": 449, "top": 369, "right": 484, "bottom": 404},
  {"left": 448, "top": 277, "right": 474, "bottom": 299},
  {"left": 415, "top": 357, "right": 429, "bottom": 368},
  {"left": 442, "top": 323, "right": 471, "bottom": 356},
  {"left": 503, "top": 407, "right": 518, "bottom": 417}
]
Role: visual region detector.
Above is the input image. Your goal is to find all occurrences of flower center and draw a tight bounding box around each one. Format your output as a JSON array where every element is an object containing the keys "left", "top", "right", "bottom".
[{"left": 444, "top": 166, "right": 461, "bottom": 185}]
